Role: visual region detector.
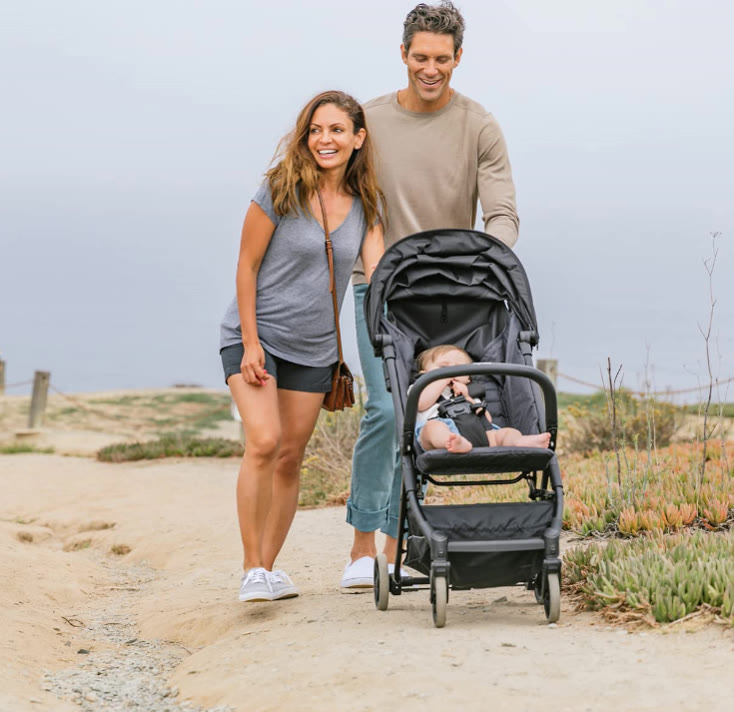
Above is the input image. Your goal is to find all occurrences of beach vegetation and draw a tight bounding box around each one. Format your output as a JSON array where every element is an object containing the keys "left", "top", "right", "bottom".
[
  {"left": 110, "top": 544, "right": 131, "bottom": 556},
  {"left": 97, "top": 434, "right": 244, "bottom": 462},
  {"left": 0, "top": 443, "right": 55, "bottom": 455}
]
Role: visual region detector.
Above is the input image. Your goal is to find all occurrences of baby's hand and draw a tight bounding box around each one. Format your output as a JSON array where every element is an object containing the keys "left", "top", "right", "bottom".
[{"left": 450, "top": 380, "right": 471, "bottom": 399}]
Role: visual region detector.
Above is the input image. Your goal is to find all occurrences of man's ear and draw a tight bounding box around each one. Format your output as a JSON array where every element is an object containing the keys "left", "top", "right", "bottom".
[
  {"left": 454, "top": 47, "right": 463, "bottom": 67},
  {"left": 400, "top": 43, "right": 408, "bottom": 65}
]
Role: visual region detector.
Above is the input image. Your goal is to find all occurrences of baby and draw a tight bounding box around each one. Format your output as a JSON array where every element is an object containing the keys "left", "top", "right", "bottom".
[{"left": 414, "top": 345, "right": 551, "bottom": 453}]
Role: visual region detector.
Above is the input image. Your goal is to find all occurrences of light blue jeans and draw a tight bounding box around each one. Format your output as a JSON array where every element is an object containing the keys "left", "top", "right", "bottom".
[{"left": 346, "top": 284, "right": 402, "bottom": 537}]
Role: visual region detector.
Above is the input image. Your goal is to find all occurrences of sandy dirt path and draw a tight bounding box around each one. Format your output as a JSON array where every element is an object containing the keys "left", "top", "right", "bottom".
[{"left": 2, "top": 453, "right": 733, "bottom": 712}]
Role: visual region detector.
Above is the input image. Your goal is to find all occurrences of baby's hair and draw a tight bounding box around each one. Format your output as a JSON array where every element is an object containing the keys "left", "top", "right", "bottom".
[{"left": 416, "top": 344, "right": 472, "bottom": 371}]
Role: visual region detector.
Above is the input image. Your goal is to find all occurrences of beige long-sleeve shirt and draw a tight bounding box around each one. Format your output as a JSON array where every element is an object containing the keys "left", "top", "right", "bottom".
[{"left": 353, "top": 90, "right": 519, "bottom": 285}]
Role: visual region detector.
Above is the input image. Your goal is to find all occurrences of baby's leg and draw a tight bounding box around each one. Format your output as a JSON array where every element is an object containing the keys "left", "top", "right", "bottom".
[
  {"left": 420, "top": 420, "right": 472, "bottom": 453},
  {"left": 493, "top": 428, "right": 550, "bottom": 449}
]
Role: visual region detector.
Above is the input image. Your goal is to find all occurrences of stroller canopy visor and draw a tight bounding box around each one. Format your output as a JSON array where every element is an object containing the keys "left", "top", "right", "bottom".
[{"left": 365, "top": 229, "right": 538, "bottom": 345}]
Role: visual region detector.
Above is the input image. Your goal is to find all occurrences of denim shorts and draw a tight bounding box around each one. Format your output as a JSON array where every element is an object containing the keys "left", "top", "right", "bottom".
[
  {"left": 220, "top": 343, "right": 334, "bottom": 393},
  {"left": 415, "top": 416, "right": 460, "bottom": 442}
]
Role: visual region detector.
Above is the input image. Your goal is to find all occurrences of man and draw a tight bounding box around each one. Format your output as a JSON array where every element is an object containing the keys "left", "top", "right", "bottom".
[{"left": 341, "top": 1, "right": 519, "bottom": 589}]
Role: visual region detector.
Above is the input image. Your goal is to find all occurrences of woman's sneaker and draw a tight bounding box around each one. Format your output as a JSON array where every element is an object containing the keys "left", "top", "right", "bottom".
[
  {"left": 268, "top": 570, "right": 299, "bottom": 600},
  {"left": 238, "top": 567, "right": 273, "bottom": 602}
]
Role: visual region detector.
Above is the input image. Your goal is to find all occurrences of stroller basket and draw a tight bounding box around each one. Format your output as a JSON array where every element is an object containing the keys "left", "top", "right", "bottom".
[{"left": 404, "top": 501, "right": 554, "bottom": 589}]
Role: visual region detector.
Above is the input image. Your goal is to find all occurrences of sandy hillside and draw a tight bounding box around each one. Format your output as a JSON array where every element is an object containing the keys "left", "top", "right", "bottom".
[{"left": 1, "top": 390, "right": 733, "bottom": 711}]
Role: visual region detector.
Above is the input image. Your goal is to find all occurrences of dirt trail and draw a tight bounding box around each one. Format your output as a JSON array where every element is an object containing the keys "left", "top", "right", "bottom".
[{"left": 2, "top": 453, "right": 733, "bottom": 712}]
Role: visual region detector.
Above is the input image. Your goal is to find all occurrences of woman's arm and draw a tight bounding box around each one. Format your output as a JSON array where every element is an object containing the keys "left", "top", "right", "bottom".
[
  {"left": 360, "top": 223, "right": 384, "bottom": 284},
  {"left": 236, "top": 201, "right": 276, "bottom": 386}
]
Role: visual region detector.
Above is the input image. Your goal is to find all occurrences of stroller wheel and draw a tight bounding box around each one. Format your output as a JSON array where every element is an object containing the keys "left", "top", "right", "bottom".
[
  {"left": 543, "top": 572, "right": 561, "bottom": 623},
  {"left": 431, "top": 576, "right": 448, "bottom": 628},
  {"left": 532, "top": 575, "right": 543, "bottom": 604},
  {"left": 374, "top": 553, "right": 389, "bottom": 611}
]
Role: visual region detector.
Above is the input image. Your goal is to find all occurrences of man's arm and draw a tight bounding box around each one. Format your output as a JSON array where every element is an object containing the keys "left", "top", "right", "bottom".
[{"left": 477, "top": 115, "right": 519, "bottom": 248}]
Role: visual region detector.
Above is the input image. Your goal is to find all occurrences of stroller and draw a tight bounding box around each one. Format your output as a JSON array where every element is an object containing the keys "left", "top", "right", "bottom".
[{"left": 364, "top": 229, "right": 563, "bottom": 628}]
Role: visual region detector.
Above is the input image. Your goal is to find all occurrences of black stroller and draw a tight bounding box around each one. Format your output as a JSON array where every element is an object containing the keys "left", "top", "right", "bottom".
[{"left": 365, "top": 229, "right": 563, "bottom": 628}]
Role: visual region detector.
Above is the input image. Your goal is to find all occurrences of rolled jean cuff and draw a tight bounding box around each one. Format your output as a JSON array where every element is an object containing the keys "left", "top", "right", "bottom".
[
  {"left": 346, "top": 498, "right": 389, "bottom": 534},
  {"left": 381, "top": 514, "right": 399, "bottom": 539}
]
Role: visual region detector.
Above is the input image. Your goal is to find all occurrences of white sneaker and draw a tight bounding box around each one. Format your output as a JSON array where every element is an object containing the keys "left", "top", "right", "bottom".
[
  {"left": 238, "top": 567, "right": 273, "bottom": 602},
  {"left": 269, "top": 569, "right": 299, "bottom": 600},
  {"left": 340, "top": 556, "right": 374, "bottom": 590}
]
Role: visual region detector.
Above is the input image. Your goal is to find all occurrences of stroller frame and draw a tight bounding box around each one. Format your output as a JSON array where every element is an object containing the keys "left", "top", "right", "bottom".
[{"left": 365, "top": 229, "right": 564, "bottom": 628}]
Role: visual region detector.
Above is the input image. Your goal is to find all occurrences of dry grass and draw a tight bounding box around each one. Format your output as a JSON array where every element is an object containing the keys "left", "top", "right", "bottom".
[{"left": 110, "top": 544, "right": 131, "bottom": 556}]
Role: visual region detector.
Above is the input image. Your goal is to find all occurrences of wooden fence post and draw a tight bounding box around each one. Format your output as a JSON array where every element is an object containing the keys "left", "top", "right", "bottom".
[
  {"left": 28, "top": 371, "right": 50, "bottom": 429},
  {"left": 0, "top": 359, "right": 5, "bottom": 396},
  {"left": 536, "top": 359, "right": 558, "bottom": 389}
]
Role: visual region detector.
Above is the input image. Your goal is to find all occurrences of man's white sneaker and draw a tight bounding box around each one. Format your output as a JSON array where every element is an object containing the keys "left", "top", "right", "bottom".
[
  {"left": 269, "top": 570, "right": 299, "bottom": 600},
  {"left": 340, "top": 556, "right": 374, "bottom": 590},
  {"left": 238, "top": 567, "right": 273, "bottom": 602}
]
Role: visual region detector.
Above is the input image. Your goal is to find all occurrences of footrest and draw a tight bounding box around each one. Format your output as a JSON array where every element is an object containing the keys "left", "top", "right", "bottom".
[{"left": 416, "top": 446, "right": 554, "bottom": 475}]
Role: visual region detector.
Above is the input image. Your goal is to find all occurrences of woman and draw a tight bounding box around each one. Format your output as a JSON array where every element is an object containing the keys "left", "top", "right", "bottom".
[{"left": 219, "top": 91, "right": 384, "bottom": 602}]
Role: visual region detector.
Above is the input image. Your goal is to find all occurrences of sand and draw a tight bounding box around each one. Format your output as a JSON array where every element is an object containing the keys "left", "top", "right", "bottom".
[
  {"left": 1, "top": 454, "right": 732, "bottom": 712},
  {"left": 1, "top": 398, "right": 733, "bottom": 711}
]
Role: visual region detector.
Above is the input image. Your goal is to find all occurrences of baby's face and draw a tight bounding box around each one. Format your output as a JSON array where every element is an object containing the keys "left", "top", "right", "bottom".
[{"left": 426, "top": 350, "right": 472, "bottom": 382}]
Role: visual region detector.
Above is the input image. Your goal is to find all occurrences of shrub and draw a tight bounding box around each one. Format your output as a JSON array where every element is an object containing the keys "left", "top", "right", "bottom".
[
  {"left": 300, "top": 406, "right": 363, "bottom": 507},
  {"left": 97, "top": 434, "right": 244, "bottom": 462},
  {"left": 564, "top": 531, "right": 734, "bottom": 625},
  {"left": 564, "top": 389, "right": 679, "bottom": 455}
]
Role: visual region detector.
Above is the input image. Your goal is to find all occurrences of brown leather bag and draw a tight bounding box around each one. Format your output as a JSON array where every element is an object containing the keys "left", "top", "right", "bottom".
[{"left": 317, "top": 189, "right": 355, "bottom": 411}]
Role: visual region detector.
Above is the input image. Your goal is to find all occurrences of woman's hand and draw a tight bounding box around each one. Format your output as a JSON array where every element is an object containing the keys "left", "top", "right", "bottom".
[{"left": 240, "top": 343, "right": 270, "bottom": 386}]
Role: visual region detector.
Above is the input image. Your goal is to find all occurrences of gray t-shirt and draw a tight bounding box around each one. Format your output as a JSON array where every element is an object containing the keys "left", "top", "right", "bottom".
[{"left": 220, "top": 181, "right": 368, "bottom": 366}]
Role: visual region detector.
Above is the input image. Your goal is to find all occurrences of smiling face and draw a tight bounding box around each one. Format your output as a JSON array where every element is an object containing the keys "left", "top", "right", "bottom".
[
  {"left": 307, "top": 103, "right": 366, "bottom": 176},
  {"left": 401, "top": 31, "right": 462, "bottom": 112}
]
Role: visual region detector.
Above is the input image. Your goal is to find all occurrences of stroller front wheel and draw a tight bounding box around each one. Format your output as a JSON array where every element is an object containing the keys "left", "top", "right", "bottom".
[
  {"left": 544, "top": 572, "right": 561, "bottom": 623},
  {"left": 374, "top": 553, "right": 389, "bottom": 611},
  {"left": 431, "top": 576, "right": 448, "bottom": 628}
]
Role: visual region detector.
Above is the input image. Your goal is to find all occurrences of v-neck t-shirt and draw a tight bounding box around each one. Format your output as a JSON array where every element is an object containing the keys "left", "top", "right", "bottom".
[{"left": 220, "top": 181, "right": 368, "bottom": 366}]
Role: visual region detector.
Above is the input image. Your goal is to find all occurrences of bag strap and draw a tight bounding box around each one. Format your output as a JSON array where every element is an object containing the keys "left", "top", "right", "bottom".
[{"left": 316, "top": 188, "right": 345, "bottom": 365}]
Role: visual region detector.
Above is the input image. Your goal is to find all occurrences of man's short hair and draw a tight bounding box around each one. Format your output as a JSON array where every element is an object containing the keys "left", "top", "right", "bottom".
[{"left": 402, "top": 1, "right": 465, "bottom": 54}]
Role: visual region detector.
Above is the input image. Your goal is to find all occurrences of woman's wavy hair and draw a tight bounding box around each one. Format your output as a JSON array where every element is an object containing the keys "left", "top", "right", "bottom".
[{"left": 266, "top": 90, "right": 384, "bottom": 228}]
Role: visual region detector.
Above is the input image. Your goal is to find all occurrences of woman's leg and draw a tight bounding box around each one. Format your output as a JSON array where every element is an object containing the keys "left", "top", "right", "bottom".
[
  {"left": 262, "top": 388, "right": 324, "bottom": 570},
  {"left": 229, "top": 373, "right": 282, "bottom": 571}
]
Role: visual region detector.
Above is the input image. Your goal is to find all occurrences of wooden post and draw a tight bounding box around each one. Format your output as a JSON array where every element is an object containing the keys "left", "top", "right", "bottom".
[
  {"left": 536, "top": 359, "right": 558, "bottom": 389},
  {"left": 28, "top": 371, "right": 50, "bottom": 429},
  {"left": 0, "top": 359, "right": 5, "bottom": 396}
]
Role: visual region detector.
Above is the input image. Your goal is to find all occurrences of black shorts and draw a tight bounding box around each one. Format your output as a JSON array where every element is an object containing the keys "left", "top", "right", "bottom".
[{"left": 220, "top": 343, "right": 334, "bottom": 393}]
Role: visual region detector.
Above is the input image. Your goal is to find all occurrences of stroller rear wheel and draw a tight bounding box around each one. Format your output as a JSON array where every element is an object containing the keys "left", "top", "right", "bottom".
[
  {"left": 543, "top": 572, "right": 561, "bottom": 623},
  {"left": 374, "top": 553, "right": 389, "bottom": 611},
  {"left": 431, "top": 576, "right": 448, "bottom": 628}
]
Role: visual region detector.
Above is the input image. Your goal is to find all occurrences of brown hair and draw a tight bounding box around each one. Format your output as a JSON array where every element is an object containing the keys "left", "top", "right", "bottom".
[
  {"left": 403, "top": 2, "right": 465, "bottom": 54},
  {"left": 416, "top": 344, "right": 472, "bottom": 372},
  {"left": 265, "top": 90, "right": 384, "bottom": 228}
]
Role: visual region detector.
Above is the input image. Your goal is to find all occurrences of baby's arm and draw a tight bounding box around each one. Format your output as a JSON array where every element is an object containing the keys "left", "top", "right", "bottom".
[
  {"left": 450, "top": 380, "right": 473, "bottom": 399},
  {"left": 417, "top": 378, "right": 452, "bottom": 412}
]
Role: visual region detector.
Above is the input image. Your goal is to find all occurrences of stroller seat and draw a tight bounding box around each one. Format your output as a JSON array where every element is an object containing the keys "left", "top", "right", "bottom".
[{"left": 416, "top": 445, "right": 555, "bottom": 476}]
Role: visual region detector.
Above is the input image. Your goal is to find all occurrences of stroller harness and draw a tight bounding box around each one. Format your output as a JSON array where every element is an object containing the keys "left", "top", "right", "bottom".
[{"left": 435, "top": 392, "right": 497, "bottom": 448}]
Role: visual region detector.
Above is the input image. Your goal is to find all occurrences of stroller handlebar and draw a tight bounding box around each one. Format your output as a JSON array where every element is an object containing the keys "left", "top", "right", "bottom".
[{"left": 403, "top": 363, "right": 558, "bottom": 452}]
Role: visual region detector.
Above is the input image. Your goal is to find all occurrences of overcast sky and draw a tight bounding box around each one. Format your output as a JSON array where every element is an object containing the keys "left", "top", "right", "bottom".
[{"left": 2, "top": 0, "right": 732, "bottom": 400}]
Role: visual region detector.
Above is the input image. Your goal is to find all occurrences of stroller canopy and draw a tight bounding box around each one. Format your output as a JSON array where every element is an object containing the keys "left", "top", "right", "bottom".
[{"left": 365, "top": 229, "right": 538, "bottom": 348}]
